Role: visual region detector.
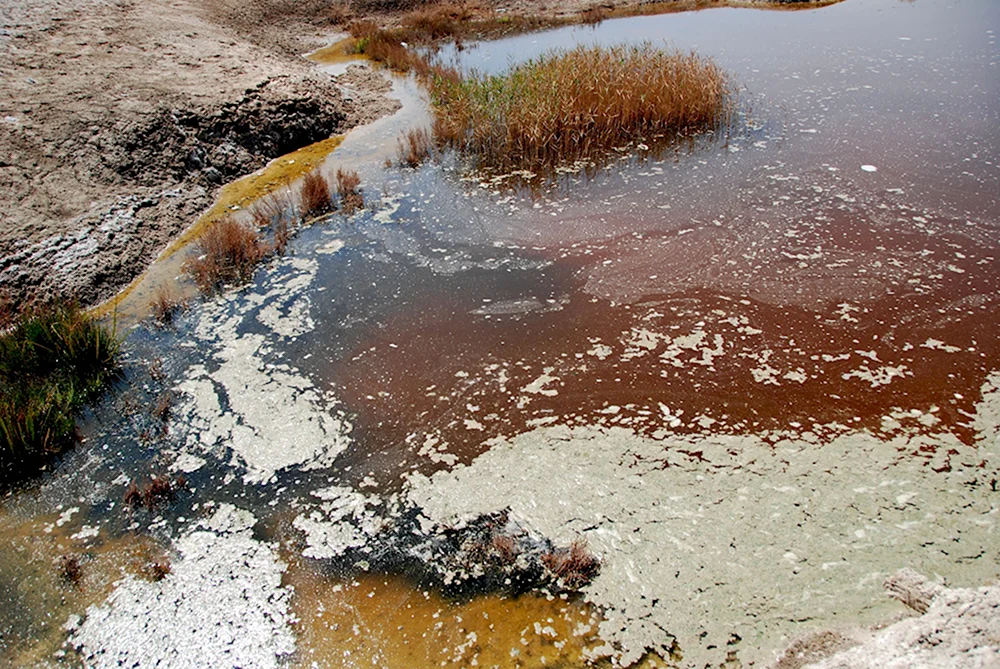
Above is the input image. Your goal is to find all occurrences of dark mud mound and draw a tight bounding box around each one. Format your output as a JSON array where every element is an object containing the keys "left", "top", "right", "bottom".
[{"left": 104, "top": 75, "right": 348, "bottom": 187}]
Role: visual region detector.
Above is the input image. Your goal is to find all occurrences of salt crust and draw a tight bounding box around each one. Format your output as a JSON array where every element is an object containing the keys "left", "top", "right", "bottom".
[
  {"left": 70, "top": 504, "right": 294, "bottom": 668},
  {"left": 292, "top": 486, "right": 385, "bottom": 559},
  {"left": 405, "top": 373, "right": 1000, "bottom": 667},
  {"left": 804, "top": 579, "right": 1000, "bottom": 669},
  {"left": 174, "top": 256, "right": 352, "bottom": 484}
]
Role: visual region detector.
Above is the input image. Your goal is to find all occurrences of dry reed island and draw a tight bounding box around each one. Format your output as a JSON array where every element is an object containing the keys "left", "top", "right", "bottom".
[{"left": 1, "top": 0, "right": 998, "bottom": 667}]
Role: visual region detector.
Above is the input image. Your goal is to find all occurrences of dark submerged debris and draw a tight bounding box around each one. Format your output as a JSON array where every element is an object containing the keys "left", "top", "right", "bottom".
[{"left": 58, "top": 554, "right": 83, "bottom": 586}]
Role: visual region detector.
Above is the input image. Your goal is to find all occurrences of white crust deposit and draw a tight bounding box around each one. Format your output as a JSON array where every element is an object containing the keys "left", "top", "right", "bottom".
[
  {"left": 70, "top": 504, "right": 294, "bottom": 668},
  {"left": 406, "top": 374, "right": 1000, "bottom": 667},
  {"left": 174, "top": 256, "right": 352, "bottom": 484}
]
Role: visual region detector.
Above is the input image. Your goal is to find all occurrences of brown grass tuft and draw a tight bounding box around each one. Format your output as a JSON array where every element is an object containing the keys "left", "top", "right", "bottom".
[
  {"left": 123, "top": 480, "right": 142, "bottom": 509},
  {"left": 251, "top": 190, "right": 295, "bottom": 228},
  {"left": 123, "top": 475, "right": 183, "bottom": 512},
  {"left": 184, "top": 217, "right": 268, "bottom": 294},
  {"left": 0, "top": 292, "right": 13, "bottom": 331},
  {"left": 152, "top": 390, "right": 173, "bottom": 423},
  {"left": 335, "top": 168, "right": 364, "bottom": 215},
  {"left": 541, "top": 539, "right": 600, "bottom": 589},
  {"left": 142, "top": 475, "right": 176, "bottom": 510},
  {"left": 348, "top": 9, "right": 536, "bottom": 78},
  {"left": 272, "top": 216, "right": 291, "bottom": 255},
  {"left": 490, "top": 533, "right": 519, "bottom": 564},
  {"left": 402, "top": 2, "right": 474, "bottom": 40},
  {"left": 144, "top": 560, "right": 172, "bottom": 582},
  {"left": 580, "top": 4, "right": 608, "bottom": 24},
  {"left": 250, "top": 190, "right": 295, "bottom": 255},
  {"left": 397, "top": 127, "right": 433, "bottom": 167},
  {"left": 326, "top": 0, "right": 352, "bottom": 25},
  {"left": 150, "top": 285, "right": 181, "bottom": 326},
  {"left": 300, "top": 170, "right": 332, "bottom": 217},
  {"left": 430, "top": 43, "right": 733, "bottom": 179}
]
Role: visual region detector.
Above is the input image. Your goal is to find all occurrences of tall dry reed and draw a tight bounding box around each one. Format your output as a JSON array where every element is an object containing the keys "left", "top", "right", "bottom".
[
  {"left": 300, "top": 170, "right": 332, "bottom": 217},
  {"left": 184, "top": 217, "right": 268, "bottom": 294},
  {"left": 396, "top": 127, "right": 433, "bottom": 167},
  {"left": 430, "top": 43, "right": 733, "bottom": 177}
]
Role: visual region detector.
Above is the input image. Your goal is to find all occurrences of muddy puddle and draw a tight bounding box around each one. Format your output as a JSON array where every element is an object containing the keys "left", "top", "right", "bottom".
[{"left": 2, "top": 0, "right": 999, "bottom": 666}]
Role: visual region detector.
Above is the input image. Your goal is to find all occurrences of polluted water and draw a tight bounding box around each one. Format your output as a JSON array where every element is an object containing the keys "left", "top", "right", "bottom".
[{"left": 1, "top": 0, "right": 998, "bottom": 667}]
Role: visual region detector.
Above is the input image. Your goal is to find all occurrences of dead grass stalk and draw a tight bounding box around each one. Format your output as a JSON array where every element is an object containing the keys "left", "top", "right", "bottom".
[
  {"left": 184, "top": 217, "right": 268, "bottom": 294},
  {"left": 335, "top": 168, "right": 363, "bottom": 214}
]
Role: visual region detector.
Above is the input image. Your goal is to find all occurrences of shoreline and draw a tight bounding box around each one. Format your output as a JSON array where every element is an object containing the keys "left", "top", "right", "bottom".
[{"left": 0, "top": 0, "right": 840, "bottom": 314}]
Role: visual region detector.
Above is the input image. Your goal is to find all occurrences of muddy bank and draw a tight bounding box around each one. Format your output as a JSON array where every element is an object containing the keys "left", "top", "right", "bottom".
[
  {"left": 1, "top": 75, "right": 351, "bottom": 306},
  {"left": 0, "top": 0, "right": 393, "bottom": 307}
]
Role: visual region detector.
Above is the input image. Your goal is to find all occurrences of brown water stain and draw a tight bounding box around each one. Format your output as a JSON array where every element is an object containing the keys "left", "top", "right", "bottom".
[
  {"left": 325, "top": 201, "right": 999, "bottom": 485},
  {"left": 284, "top": 558, "right": 627, "bottom": 669},
  {"left": 0, "top": 507, "right": 170, "bottom": 666}
]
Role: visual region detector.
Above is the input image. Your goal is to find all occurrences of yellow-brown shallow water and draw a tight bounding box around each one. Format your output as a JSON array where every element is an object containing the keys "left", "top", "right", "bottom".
[
  {"left": 286, "top": 566, "right": 620, "bottom": 669},
  {"left": 94, "top": 135, "right": 344, "bottom": 324}
]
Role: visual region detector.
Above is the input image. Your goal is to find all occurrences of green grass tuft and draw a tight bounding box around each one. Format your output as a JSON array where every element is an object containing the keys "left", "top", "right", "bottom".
[{"left": 0, "top": 300, "right": 120, "bottom": 485}]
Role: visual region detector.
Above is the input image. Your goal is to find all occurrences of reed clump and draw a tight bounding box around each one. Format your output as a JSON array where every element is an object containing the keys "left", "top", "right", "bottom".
[
  {"left": 250, "top": 190, "right": 293, "bottom": 229},
  {"left": 541, "top": 539, "right": 601, "bottom": 590},
  {"left": 348, "top": 7, "right": 548, "bottom": 76},
  {"left": 335, "top": 168, "right": 364, "bottom": 214},
  {"left": 150, "top": 285, "right": 182, "bottom": 326},
  {"left": 184, "top": 217, "right": 268, "bottom": 294},
  {"left": 0, "top": 300, "right": 120, "bottom": 485},
  {"left": 430, "top": 43, "right": 733, "bottom": 178},
  {"left": 396, "top": 127, "right": 433, "bottom": 167},
  {"left": 251, "top": 190, "right": 295, "bottom": 255},
  {"left": 123, "top": 474, "right": 185, "bottom": 512},
  {"left": 300, "top": 170, "right": 332, "bottom": 217}
]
